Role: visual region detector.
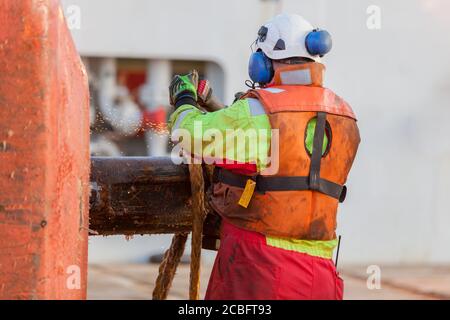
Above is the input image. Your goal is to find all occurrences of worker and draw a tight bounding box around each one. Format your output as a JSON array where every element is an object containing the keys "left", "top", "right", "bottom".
[{"left": 168, "top": 13, "right": 360, "bottom": 300}]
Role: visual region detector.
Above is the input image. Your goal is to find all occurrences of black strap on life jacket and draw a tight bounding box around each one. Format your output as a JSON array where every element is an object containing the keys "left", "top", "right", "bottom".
[
  {"left": 308, "top": 112, "right": 347, "bottom": 202},
  {"left": 213, "top": 112, "right": 347, "bottom": 203}
]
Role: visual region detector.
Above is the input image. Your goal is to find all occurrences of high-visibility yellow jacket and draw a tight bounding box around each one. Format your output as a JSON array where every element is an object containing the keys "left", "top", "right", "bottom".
[{"left": 169, "top": 63, "right": 360, "bottom": 259}]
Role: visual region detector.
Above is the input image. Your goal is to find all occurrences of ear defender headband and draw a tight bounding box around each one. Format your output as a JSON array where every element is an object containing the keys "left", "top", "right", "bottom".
[{"left": 248, "top": 28, "right": 333, "bottom": 85}]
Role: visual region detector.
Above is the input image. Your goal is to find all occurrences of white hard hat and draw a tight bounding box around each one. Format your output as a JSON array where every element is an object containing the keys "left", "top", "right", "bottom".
[{"left": 256, "top": 13, "right": 321, "bottom": 62}]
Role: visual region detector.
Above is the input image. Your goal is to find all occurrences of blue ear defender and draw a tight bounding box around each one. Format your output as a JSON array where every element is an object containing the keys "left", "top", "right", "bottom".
[
  {"left": 248, "top": 28, "right": 332, "bottom": 85},
  {"left": 305, "top": 29, "right": 333, "bottom": 57},
  {"left": 248, "top": 50, "right": 274, "bottom": 85}
]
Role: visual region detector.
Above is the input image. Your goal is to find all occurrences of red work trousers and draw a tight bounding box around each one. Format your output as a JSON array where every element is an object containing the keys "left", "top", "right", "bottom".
[{"left": 205, "top": 221, "right": 344, "bottom": 300}]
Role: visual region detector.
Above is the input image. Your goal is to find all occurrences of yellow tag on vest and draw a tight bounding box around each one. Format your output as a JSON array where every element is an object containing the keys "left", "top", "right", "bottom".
[{"left": 238, "top": 179, "right": 256, "bottom": 208}]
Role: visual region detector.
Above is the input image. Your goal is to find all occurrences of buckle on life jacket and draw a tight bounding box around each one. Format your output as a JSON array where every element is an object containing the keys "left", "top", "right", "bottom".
[{"left": 339, "top": 185, "right": 347, "bottom": 203}]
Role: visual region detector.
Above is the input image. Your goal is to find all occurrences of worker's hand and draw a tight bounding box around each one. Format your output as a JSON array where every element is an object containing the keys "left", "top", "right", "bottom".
[
  {"left": 197, "top": 79, "right": 213, "bottom": 108},
  {"left": 197, "top": 79, "right": 227, "bottom": 112},
  {"left": 169, "top": 70, "right": 199, "bottom": 109}
]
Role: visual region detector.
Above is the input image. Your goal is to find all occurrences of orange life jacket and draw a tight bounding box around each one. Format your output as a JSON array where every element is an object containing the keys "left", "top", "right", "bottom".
[{"left": 209, "top": 65, "right": 360, "bottom": 240}]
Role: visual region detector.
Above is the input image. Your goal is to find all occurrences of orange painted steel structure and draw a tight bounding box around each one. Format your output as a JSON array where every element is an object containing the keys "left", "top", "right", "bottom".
[{"left": 0, "top": 0, "right": 90, "bottom": 299}]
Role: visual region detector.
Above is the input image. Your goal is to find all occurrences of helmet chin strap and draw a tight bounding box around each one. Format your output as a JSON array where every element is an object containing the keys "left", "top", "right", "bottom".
[
  {"left": 245, "top": 79, "right": 264, "bottom": 89},
  {"left": 245, "top": 80, "right": 256, "bottom": 89}
]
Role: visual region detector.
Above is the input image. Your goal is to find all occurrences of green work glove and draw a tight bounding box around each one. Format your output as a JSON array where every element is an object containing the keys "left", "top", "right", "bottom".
[{"left": 169, "top": 70, "right": 199, "bottom": 109}]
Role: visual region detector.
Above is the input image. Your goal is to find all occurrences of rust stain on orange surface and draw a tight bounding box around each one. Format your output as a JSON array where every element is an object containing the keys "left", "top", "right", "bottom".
[{"left": 0, "top": 0, "right": 90, "bottom": 300}]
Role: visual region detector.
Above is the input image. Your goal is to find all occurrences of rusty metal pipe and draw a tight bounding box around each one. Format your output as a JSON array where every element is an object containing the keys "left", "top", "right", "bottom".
[{"left": 89, "top": 157, "right": 193, "bottom": 236}]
